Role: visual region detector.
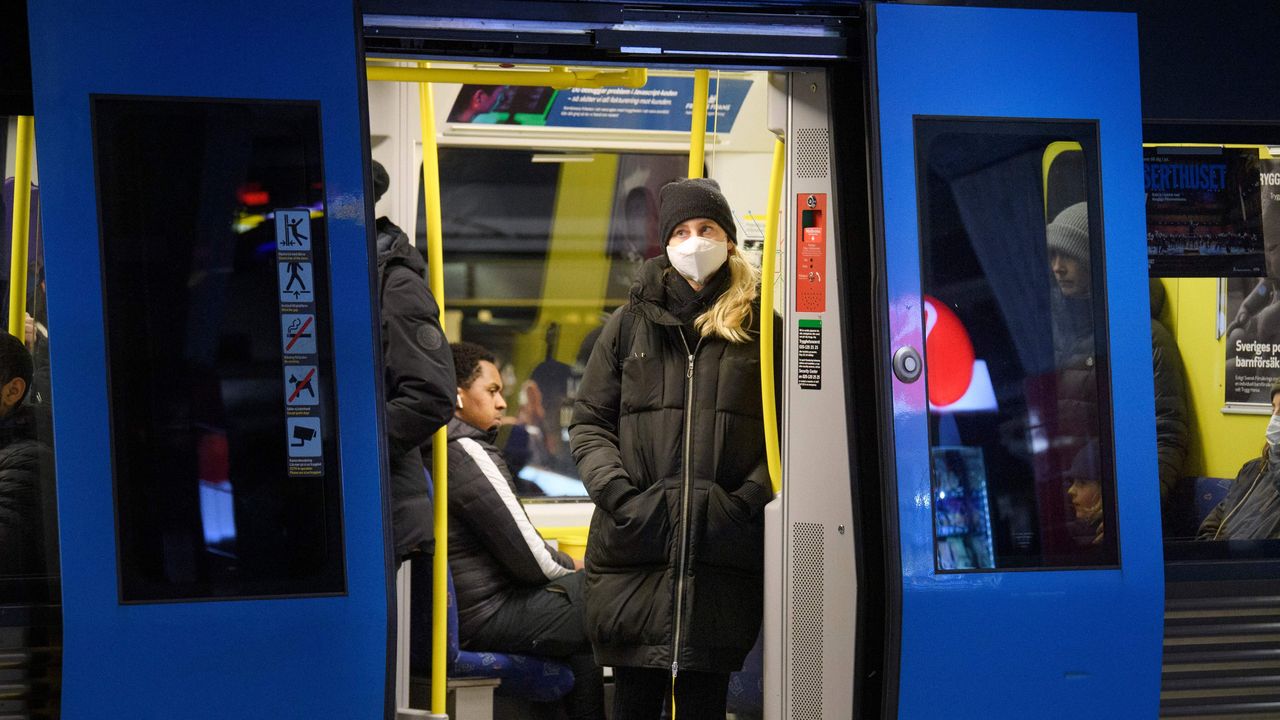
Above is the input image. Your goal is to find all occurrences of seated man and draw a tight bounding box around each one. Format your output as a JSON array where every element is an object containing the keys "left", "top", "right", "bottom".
[
  {"left": 1198, "top": 380, "right": 1280, "bottom": 541},
  {"left": 442, "top": 341, "right": 604, "bottom": 720}
]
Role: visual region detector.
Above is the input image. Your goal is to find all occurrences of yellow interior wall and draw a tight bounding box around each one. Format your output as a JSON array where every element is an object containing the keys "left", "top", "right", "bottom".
[
  {"left": 511, "top": 154, "right": 620, "bottom": 378},
  {"left": 1163, "top": 277, "right": 1266, "bottom": 478}
]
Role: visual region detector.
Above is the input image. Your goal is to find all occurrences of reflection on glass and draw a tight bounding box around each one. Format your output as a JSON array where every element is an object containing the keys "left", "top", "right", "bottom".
[
  {"left": 916, "top": 118, "right": 1117, "bottom": 570},
  {"left": 427, "top": 149, "right": 689, "bottom": 498},
  {"left": 95, "top": 98, "right": 345, "bottom": 601}
]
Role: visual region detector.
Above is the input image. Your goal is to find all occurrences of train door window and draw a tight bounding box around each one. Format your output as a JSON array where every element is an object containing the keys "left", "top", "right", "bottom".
[
  {"left": 93, "top": 98, "right": 345, "bottom": 602},
  {"left": 915, "top": 117, "right": 1119, "bottom": 570}
]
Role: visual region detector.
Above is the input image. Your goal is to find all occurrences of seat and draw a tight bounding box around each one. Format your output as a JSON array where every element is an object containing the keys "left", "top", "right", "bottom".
[
  {"left": 726, "top": 631, "right": 764, "bottom": 718},
  {"left": 411, "top": 472, "right": 575, "bottom": 704},
  {"left": 1166, "top": 475, "right": 1234, "bottom": 538}
]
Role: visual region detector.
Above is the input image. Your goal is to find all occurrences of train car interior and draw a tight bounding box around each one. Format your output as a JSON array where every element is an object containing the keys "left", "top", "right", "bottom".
[{"left": 5, "top": 1, "right": 1280, "bottom": 719}]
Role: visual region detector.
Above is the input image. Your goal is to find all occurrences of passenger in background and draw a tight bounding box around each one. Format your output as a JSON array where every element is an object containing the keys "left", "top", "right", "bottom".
[
  {"left": 440, "top": 341, "right": 603, "bottom": 720},
  {"left": 372, "top": 160, "right": 456, "bottom": 562},
  {"left": 1149, "top": 279, "right": 1190, "bottom": 512},
  {"left": 1065, "top": 442, "right": 1104, "bottom": 546},
  {"left": 1198, "top": 380, "right": 1280, "bottom": 540},
  {"left": 1047, "top": 201, "right": 1101, "bottom": 454},
  {"left": 0, "top": 332, "right": 55, "bottom": 576},
  {"left": 572, "top": 178, "right": 773, "bottom": 719}
]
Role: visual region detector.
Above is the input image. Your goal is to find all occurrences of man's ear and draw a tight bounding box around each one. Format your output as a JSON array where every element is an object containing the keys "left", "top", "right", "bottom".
[
  {"left": 455, "top": 390, "right": 465, "bottom": 409},
  {"left": 1, "top": 377, "right": 26, "bottom": 410}
]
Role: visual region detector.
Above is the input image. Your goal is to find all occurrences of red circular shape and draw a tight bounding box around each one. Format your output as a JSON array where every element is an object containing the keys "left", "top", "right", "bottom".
[{"left": 923, "top": 296, "right": 975, "bottom": 406}]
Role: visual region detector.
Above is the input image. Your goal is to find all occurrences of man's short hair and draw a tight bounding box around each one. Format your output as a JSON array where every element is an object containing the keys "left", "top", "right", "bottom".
[
  {"left": 452, "top": 341, "right": 497, "bottom": 389},
  {"left": 0, "top": 332, "right": 33, "bottom": 403}
]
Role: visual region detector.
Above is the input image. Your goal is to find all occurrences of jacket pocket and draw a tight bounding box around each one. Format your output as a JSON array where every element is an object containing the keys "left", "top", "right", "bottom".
[
  {"left": 589, "top": 481, "right": 670, "bottom": 568},
  {"left": 621, "top": 354, "right": 664, "bottom": 412},
  {"left": 700, "top": 483, "right": 764, "bottom": 571}
]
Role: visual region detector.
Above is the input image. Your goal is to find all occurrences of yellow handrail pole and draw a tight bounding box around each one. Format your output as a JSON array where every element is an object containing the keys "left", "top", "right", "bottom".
[
  {"left": 688, "top": 69, "right": 710, "bottom": 179},
  {"left": 418, "top": 66, "right": 450, "bottom": 718},
  {"left": 8, "top": 116, "right": 34, "bottom": 339},
  {"left": 760, "top": 138, "right": 785, "bottom": 493},
  {"left": 367, "top": 64, "right": 647, "bottom": 90}
]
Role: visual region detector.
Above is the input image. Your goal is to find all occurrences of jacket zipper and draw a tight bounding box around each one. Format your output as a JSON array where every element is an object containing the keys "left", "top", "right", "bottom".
[{"left": 672, "top": 331, "right": 702, "bottom": 681}]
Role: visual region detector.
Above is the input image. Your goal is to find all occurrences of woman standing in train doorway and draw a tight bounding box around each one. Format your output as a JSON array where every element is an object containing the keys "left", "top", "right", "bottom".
[{"left": 571, "top": 178, "right": 774, "bottom": 719}]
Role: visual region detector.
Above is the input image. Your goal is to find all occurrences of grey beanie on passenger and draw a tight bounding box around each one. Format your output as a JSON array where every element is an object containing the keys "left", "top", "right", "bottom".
[
  {"left": 1047, "top": 201, "right": 1090, "bottom": 264},
  {"left": 658, "top": 178, "right": 737, "bottom": 244}
]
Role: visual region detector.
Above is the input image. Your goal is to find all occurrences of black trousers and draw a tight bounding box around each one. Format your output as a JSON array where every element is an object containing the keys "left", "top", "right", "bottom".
[
  {"left": 612, "top": 666, "right": 730, "bottom": 720},
  {"left": 465, "top": 571, "right": 605, "bottom": 720}
]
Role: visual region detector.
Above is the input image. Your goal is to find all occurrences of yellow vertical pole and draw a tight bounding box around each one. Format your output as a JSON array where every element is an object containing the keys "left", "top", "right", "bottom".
[
  {"left": 8, "top": 116, "right": 35, "bottom": 339},
  {"left": 417, "top": 66, "right": 450, "bottom": 718},
  {"left": 688, "top": 70, "right": 710, "bottom": 179},
  {"left": 760, "top": 138, "right": 785, "bottom": 493}
]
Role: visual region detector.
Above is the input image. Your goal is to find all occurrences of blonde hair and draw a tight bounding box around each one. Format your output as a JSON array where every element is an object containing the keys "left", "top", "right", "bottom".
[{"left": 694, "top": 252, "right": 759, "bottom": 344}]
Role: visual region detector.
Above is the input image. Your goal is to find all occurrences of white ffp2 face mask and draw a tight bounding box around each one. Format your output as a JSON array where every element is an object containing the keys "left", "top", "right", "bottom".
[
  {"left": 666, "top": 235, "right": 728, "bottom": 285},
  {"left": 1267, "top": 414, "right": 1280, "bottom": 447}
]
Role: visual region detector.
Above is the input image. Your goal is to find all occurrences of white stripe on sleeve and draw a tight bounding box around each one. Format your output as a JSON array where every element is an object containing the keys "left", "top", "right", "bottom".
[{"left": 457, "top": 437, "right": 573, "bottom": 581}]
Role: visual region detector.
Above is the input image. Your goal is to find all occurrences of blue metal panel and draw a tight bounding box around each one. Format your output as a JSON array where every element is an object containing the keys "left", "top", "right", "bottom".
[
  {"left": 870, "top": 5, "right": 1161, "bottom": 718},
  {"left": 26, "top": 3, "right": 390, "bottom": 718}
]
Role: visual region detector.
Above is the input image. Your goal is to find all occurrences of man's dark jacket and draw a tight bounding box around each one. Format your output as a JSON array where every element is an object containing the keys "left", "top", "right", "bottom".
[
  {"left": 0, "top": 403, "right": 55, "bottom": 575},
  {"left": 570, "top": 256, "right": 774, "bottom": 674},
  {"left": 439, "top": 417, "right": 576, "bottom": 640},
  {"left": 1198, "top": 447, "right": 1280, "bottom": 540},
  {"left": 377, "top": 218, "right": 455, "bottom": 561},
  {"left": 1150, "top": 280, "right": 1189, "bottom": 504}
]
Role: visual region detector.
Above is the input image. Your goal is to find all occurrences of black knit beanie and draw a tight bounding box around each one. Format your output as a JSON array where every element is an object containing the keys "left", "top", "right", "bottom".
[
  {"left": 658, "top": 178, "right": 737, "bottom": 244},
  {"left": 371, "top": 160, "right": 390, "bottom": 203}
]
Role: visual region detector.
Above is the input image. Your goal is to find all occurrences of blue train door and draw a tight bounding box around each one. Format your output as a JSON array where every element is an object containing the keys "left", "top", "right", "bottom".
[
  {"left": 26, "top": 3, "right": 391, "bottom": 718},
  {"left": 867, "top": 4, "right": 1163, "bottom": 717}
]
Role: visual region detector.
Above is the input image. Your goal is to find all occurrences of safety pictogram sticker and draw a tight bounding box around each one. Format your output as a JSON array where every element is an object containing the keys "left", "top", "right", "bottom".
[
  {"left": 281, "top": 313, "right": 316, "bottom": 356},
  {"left": 276, "top": 209, "right": 312, "bottom": 252},
  {"left": 279, "top": 261, "right": 314, "bottom": 303},
  {"left": 284, "top": 364, "right": 320, "bottom": 406},
  {"left": 287, "top": 417, "right": 323, "bottom": 458}
]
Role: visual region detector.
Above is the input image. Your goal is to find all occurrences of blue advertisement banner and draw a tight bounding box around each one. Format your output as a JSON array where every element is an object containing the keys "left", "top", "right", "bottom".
[{"left": 447, "top": 76, "right": 752, "bottom": 133}]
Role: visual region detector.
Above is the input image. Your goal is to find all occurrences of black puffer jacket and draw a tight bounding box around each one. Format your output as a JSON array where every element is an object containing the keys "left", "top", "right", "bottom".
[
  {"left": 438, "top": 417, "right": 577, "bottom": 639},
  {"left": 377, "top": 218, "right": 455, "bottom": 561},
  {"left": 0, "top": 404, "right": 55, "bottom": 576},
  {"left": 1149, "top": 280, "right": 1189, "bottom": 504},
  {"left": 1198, "top": 447, "right": 1280, "bottom": 540},
  {"left": 1051, "top": 290, "right": 1101, "bottom": 450},
  {"left": 570, "top": 256, "right": 773, "bottom": 673}
]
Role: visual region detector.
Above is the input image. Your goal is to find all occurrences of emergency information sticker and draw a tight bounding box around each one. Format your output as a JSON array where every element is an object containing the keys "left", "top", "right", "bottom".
[{"left": 798, "top": 319, "right": 822, "bottom": 390}]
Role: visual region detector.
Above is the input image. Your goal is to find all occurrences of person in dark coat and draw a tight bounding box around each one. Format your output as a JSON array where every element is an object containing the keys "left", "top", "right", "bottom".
[
  {"left": 1047, "top": 202, "right": 1103, "bottom": 455},
  {"left": 373, "top": 160, "right": 456, "bottom": 561},
  {"left": 570, "top": 178, "right": 774, "bottom": 719},
  {"left": 0, "top": 332, "right": 55, "bottom": 576},
  {"left": 1149, "top": 279, "right": 1190, "bottom": 508},
  {"left": 1198, "top": 381, "right": 1280, "bottom": 540},
  {"left": 439, "top": 342, "right": 604, "bottom": 720}
]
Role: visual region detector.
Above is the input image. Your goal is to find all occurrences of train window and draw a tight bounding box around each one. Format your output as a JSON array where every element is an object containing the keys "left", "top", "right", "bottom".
[
  {"left": 93, "top": 98, "right": 345, "bottom": 602},
  {"left": 915, "top": 117, "right": 1119, "bottom": 570},
  {"left": 426, "top": 147, "right": 689, "bottom": 498}
]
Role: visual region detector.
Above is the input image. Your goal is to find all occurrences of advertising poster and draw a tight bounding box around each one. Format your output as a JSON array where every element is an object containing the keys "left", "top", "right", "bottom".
[
  {"left": 1225, "top": 158, "right": 1280, "bottom": 407},
  {"left": 1145, "top": 147, "right": 1264, "bottom": 277},
  {"left": 446, "top": 76, "right": 752, "bottom": 133}
]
